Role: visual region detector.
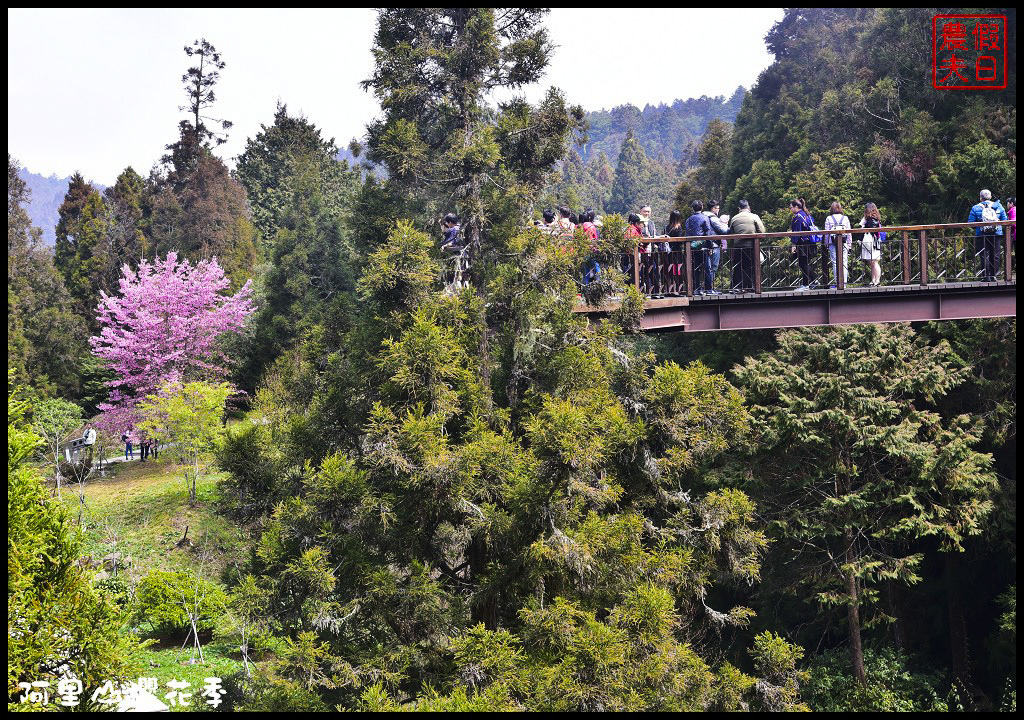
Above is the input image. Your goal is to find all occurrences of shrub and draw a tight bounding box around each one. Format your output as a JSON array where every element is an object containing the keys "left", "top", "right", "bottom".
[
  {"left": 136, "top": 570, "right": 228, "bottom": 639},
  {"left": 802, "top": 646, "right": 949, "bottom": 712}
]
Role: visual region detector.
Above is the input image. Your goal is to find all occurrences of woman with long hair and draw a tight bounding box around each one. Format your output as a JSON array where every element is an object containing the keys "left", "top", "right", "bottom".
[
  {"left": 859, "top": 202, "right": 883, "bottom": 286},
  {"left": 664, "top": 209, "right": 684, "bottom": 295}
]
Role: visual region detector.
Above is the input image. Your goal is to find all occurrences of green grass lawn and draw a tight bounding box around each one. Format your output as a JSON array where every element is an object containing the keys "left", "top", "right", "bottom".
[
  {"left": 62, "top": 457, "right": 248, "bottom": 579},
  {"left": 137, "top": 640, "right": 246, "bottom": 712},
  {"left": 60, "top": 458, "right": 256, "bottom": 709}
]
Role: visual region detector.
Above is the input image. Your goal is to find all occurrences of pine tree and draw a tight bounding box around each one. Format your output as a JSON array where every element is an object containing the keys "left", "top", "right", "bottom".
[
  {"left": 362, "top": 8, "right": 584, "bottom": 258},
  {"left": 8, "top": 155, "right": 88, "bottom": 396},
  {"left": 103, "top": 166, "right": 148, "bottom": 272},
  {"left": 236, "top": 103, "right": 359, "bottom": 251},
  {"left": 733, "top": 324, "right": 997, "bottom": 686},
  {"left": 54, "top": 173, "right": 95, "bottom": 284},
  {"left": 608, "top": 129, "right": 653, "bottom": 214}
]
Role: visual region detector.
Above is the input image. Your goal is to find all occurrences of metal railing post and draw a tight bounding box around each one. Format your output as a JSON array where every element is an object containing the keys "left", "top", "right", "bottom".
[
  {"left": 901, "top": 231, "right": 911, "bottom": 285},
  {"left": 1005, "top": 231, "right": 1013, "bottom": 281},
  {"left": 919, "top": 230, "right": 928, "bottom": 286},
  {"left": 836, "top": 232, "right": 845, "bottom": 290},
  {"left": 753, "top": 237, "right": 762, "bottom": 295},
  {"left": 633, "top": 243, "right": 641, "bottom": 292},
  {"left": 685, "top": 241, "right": 694, "bottom": 298}
]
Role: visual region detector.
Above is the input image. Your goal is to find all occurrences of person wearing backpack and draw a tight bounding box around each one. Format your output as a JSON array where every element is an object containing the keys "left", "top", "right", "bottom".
[
  {"left": 824, "top": 201, "right": 852, "bottom": 288},
  {"left": 967, "top": 189, "right": 1008, "bottom": 282},
  {"left": 685, "top": 201, "right": 714, "bottom": 295},
  {"left": 788, "top": 198, "right": 819, "bottom": 291}
]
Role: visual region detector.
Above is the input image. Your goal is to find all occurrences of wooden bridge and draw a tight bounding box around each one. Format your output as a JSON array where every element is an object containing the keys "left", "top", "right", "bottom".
[{"left": 575, "top": 221, "right": 1016, "bottom": 331}]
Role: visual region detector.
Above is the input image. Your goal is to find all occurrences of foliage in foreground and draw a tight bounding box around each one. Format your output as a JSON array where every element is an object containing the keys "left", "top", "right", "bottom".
[
  {"left": 7, "top": 374, "right": 138, "bottom": 708},
  {"left": 215, "top": 216, "right": 811, "bottom": 711},
  {"left": 802, "top": 646, "right": 949, "bottom": 712}
]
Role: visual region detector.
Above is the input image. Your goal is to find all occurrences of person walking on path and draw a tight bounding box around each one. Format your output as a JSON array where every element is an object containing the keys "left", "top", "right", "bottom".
[
  {"left": 967, "top": 189, "right": 1008, "bottom": 282},
  {"left": 824, "top": 202, "right": 852, "bottom": 287},
  {"left": 122, "top": 431, "right": 134, "bottom": 461},
  {"left": 728, "top": 200, "right": 765, "bottom": 292},
  {"left": 789, "top": 199, "right": 818, "bottom": 291}
]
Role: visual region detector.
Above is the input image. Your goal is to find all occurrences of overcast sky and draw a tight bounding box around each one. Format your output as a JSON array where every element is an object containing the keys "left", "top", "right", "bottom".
[{"left": 8, "top": 8, "right": 783, "bottom": 184}]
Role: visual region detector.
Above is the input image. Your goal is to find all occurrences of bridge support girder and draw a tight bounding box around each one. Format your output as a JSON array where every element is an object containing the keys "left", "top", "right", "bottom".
[{"left": 632, "top": 285, "right": 1016, "bottom": 332}]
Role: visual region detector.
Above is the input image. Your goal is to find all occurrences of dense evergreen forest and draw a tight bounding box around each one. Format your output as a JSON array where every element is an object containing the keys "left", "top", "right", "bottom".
[{"left": 8, "top": 8, "right": 1016, "bottom": 712}]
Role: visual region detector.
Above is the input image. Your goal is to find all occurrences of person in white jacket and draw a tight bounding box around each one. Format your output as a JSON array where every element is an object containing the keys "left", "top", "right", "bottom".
[{"left": 823, "top": 201, "right": 852, "bottom": 287}]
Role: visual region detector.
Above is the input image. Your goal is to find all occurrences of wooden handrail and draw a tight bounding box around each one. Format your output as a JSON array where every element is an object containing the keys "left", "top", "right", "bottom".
[{"left": 632, "top": 220, "right": 1017, "bottom": 245}]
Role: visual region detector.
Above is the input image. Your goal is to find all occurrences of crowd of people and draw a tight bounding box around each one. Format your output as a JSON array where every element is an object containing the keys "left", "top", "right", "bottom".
[{"left": 438, "top": 189, "right": 1014, "bottom": 295}]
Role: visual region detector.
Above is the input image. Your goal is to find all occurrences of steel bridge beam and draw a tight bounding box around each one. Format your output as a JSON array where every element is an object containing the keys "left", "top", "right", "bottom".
[{"left": 623, "top": 284, "right": 1017, "bottom": 332}]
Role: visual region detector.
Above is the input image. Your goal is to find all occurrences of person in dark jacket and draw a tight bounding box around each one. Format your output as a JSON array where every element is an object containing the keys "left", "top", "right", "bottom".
[
  {"left": 789, "top": 199, "right": 817, "bottom": 290},
  {"left": 685, "top": 201, "right": 714, "bottom": 295},
  {"left": 440, "top": 213, "right": 462, "bottom": 249},
  {"left": 440, "top": 213, "right": 468, "bottom": 288}
]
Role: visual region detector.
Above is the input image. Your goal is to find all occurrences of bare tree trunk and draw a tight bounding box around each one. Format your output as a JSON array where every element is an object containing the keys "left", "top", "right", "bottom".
[
  {"left": 844, "top": 527, "right": 867, "bottom": 686},
  {"left": 945, "top": 552, "right": 972, "bottom": 688},
  {"left": 468, "top": 534, "right": 497, "bottom": 630}
]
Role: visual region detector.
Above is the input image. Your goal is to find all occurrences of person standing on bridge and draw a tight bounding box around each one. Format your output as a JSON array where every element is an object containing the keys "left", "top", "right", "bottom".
[
  {"left": 625, "top": 213, "right": 647, "bottom": 291},
  {"left": 639, "top": 205, "right": 658, "bottom": 238},
  {"left": 728, "top": 200, "right": 765, "bottom": 292},
  {"left": 789, "top": 199, "right": 818, "bottom": 291},
  {"left": 541, "top": 208, "right": 556, "bottom": 232},
  {"left": 665, "top": 210, "right": 686, "bottom": 296},
  {"left": 580, "top": 208, "right": 600, "bottom": 286},
  {"left": 685, "top": 201, "right": 714, "bottom": 295},
  {"left": 858, "top": 203, "right": 884, "bottom": 286},
  {"left": 555, "top": 206, "right": 576, "bottom": 234},
  {"left": 703, "top": 201, "right": 729, "bottom": 294},
  {"left": 1008, "top": 197, "right": 1016, "bottom": 258},
  {"left": 968, "top": 189, "right": 1008, "bottom": 282},
  {"left": 824, "top": 202, "right": 852, "bottom": 288}
]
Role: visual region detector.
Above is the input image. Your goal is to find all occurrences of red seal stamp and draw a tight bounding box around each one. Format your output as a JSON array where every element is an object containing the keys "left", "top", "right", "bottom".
[{"left": 932, "top": 14, "right": 1007, "bottom": 89}]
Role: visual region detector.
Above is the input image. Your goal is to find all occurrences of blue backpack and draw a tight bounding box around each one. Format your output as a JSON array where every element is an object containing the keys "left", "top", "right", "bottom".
[{"left": 802, "top": 212, "right": 822, "bottom": 243}]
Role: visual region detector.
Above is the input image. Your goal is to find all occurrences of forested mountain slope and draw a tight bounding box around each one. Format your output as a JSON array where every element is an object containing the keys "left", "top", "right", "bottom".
[{"left": 716, "top": 7, "right": 1015, "bottom": 226}]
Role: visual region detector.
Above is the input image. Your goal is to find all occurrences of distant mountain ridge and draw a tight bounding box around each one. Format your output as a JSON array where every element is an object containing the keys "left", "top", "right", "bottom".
[
  {"left": 577, "top": 86, "right": 746, "bottom": 164},
  {"left": 17, "top": 169, "right": 107, "bottom": 247},
  {"left": 18, "top": 89, "right": 744, "bottom": 246}
]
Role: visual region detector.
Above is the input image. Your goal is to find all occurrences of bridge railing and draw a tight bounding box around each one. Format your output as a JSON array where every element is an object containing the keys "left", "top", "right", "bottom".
[{"left": 612, "top": 221, "right": 1015, "bottom": 298}]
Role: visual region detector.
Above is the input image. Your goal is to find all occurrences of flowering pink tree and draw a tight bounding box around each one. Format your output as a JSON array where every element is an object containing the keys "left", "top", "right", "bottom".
[{"left": 90, "top": 252, "right": 254, "bottom": 433}]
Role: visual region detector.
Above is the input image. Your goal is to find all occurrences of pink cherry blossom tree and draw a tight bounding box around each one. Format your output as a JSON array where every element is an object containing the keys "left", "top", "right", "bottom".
[{"left": 90, "top": 252, "right": 254, "bottom": 433}]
